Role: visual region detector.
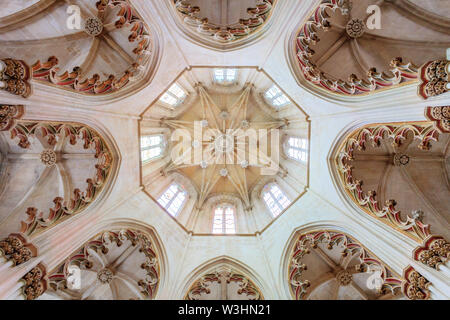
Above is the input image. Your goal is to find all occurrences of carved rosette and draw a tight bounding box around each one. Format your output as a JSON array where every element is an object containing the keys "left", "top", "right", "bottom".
[
  {"left": 288, "top": 231, "right": 403, "bottom": 300},
  {"left": 97, "top": 268, "right": 113, "bottom": 284},
  {"left": 401, "top": 266, "right": 431, "bottom": 300},
  {"left": 0, "top": 59, "right": 32, "bottom": 97},
  {"left": 346, "top": 19, "right": 365, "bottom": 38},
  {"left": 335, "top": 121, "right": 450, "bottom": 269},
  {"left": 336, "top": 270, "right": 353, "bottom": 286},
  {"left": 40, "top": 149, "right": 57, "bottom": 167},
  {"left": 418, "top": 60, "right": 450, "bottom": 99},
  {"left": 393, "top": 153, "right": 410, "bottom": 166},
  {"left": 413, "top": 235, "right": 450, "bottom": 270},
  {"left": 425, "top": 106, "right": 450, "bottom": 133},
  {"left": 0, "top": 233, "right": 37, "bottom": 266},
  {"left": 84, "top": 17, "right": 104, "bottom": 37},
  {"left": 21, "top": 263, "right": 48, "bottom": 300},
  {"left": 0, "top": 105, "right": 24, "bottom": 131}
]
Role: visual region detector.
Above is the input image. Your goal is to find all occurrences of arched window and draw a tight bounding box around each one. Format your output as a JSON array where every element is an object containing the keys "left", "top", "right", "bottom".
[
  {"left": 159, "top": 83, "right": 186, "bottom": 107},
  {"left": 141, "top": 135, "right": 164, "bottom": 162},
  {"left": 212, "top": 204, "right": 236, "bottom": 234},
  {"left": 262, "top": 183, "right": 291, "bottom": 217},
  {"left": 214, "top": 68, "right": 237, "bottom": 84},
  {"left": 157, "top": 182, "right": 187, "bottom": 216},
  {"left": 286, "top": 137, "right": 308, "bottom": 163},
  {"left": 264, "top": 85, "right": 290, "bottom": 108}
]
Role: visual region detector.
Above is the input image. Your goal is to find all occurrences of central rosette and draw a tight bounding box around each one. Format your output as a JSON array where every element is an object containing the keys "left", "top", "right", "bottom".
[{"left": 161, "top": 84, "right": 285, "bottom": 210}]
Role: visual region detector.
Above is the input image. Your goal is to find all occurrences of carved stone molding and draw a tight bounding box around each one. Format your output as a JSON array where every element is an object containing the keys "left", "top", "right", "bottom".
[
  {"left": 0, "top": 59, "right": 32, "bottom": 98},
  {"left": 294, "top": 0, "right": 419, "bottom": 96},
  {"left": 185, "top": 267, "right": 263, "bottom": 300},
  {"left": 48, "top": 229, "right": 160, "bottom": 300},
  {"left": 335, "top": 121, "right": 450, "bottom": 269},
  {"left": 288, "top": 230, "right": 403, "bottom": 300},
  {"left": 425, "top": 106, "right": 450, "bottom": 133},
  {"left": 173, "top": 0, "right": 276, "bottom": 45},
  {"left": 0, "top": 105, "right": 24, "bottom": 131},
  {"left": 4, "top": 120, "right": 114, "bottom": 236},
  {"left": 0, "top": 233, "right": 37, "bottom": 266},
  {"left": 21, "top": 263, "right": 48, "bottom": 300},
  {"left": 413, "top": 235, "right": 450, "bottom": 270},
  {"left": 401, "top": 266, "right": 431, "bottom": 300},
  {"left": 336, "top": 122, "right": 440, "bottom": 242},
  {"left": 418, "top": 60, "right": 450, "bottom": 99}
]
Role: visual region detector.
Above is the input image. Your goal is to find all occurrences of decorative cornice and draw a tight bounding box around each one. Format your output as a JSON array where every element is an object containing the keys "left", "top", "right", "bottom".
[
  {"left": 20, "top": 263, "right": 48, "bottom": 300},
  {"left": 401, "top": 266, "right": 431, "bottom": 300},
  {"left": 0, "top": 59, "right": 32, "bottom": 98},
  {"left": 0, "top": 105, "right": 24, "bottom": 131},
  {"left": 0, "top": 233, "right": 37, "bottom": 266},
  {"left": 425, "top": 106, "right": 450, "bottom": 133},
  {"left": 418, "top": 60, "right": 449, "bottom": 99}
]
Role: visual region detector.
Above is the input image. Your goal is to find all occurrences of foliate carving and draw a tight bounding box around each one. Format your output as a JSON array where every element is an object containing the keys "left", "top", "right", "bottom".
[
  {"left": 336, "top": 270, "right": 352, "bottom": 286},
  {"left": 393, "top": 153, "right": 409, "bottom": 166},
  {"left": 48, "top": 229, "right": 160, "bottom": 300},
  {"left": 21, "top": 263, "right": 48, "bottom": 300},
  {"left": 31, "top": 1, "right": 151, "bottom": 95},
  {"left": 418, "top": 60, "right": 449, "bottom": 99},
  {"left": 288, "top": 231, "right": 403, "bottom": 300},
  {"left": 401, "top": 266, "right": 431, "bottom": 300},
  {"left": 0, "top": 105, "right": 24, "bottom": 131},
  {"left": 336, "top": 122, "right": 441, "bottom": 242},
  {"left": 186, "top": 268, "right": 263, "bottom": 300},
  {"left": 0, "top": 233, "right": 37, "bottom": 266},
  {"left": 0, "top": 59, "right": 32, "bottom": 98},
  {"left": 413, "top": 235, "right": 450, "bottom": 270},
  {"left": 425, "top": 106, "right": 450, "bottom": 133},
  {"left": 346, "top": 19, "right": 365, "bottom": 38},
  {"left": 173, "top": 0, "right": 276, "bottom": 43},
  {"left": 6, "top": 120, "right": 113, "bottom": 236},
  {"left": 295, "top": 1, "right": 419, "bottom": 95},
  {"left": 97, "top": 268, "right": 113, "bottom": 284},
  {"left": 40, "top": 149, "right": 57, "bottom": 167},
  {"left": 84, "top": 17, "right": 104, "bottom": 36}
]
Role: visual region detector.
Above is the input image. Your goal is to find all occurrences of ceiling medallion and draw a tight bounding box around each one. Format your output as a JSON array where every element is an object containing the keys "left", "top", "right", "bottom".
[
  {"left": 84, "top": 16, "right": 104, "bottom": 37},
  {"left": 40, "top": 149, "right": 57, "bottom": 167},
  {"left": 97, "top": 268, "right": 113, "bottom": 284},
  {"left": 336, "top": 270, "right": 353, "bottom": 286},
  {"left": 219, "top": 168, "right": 228, "bottom": 177},
  {"left": 346, "top": 18, "right": 365, "bottom": 38},
  {"left": 241, "top": 120, "right": 250, "bottom": 128},
  {"left": 240, "top": 160, "right": 249, "bottom": 169},
  {"left": 393, "top": 153, "right": 410, "bottom": 166},
  {"left": 219, "top": 111, "right": 230, "bottom": 120}
]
